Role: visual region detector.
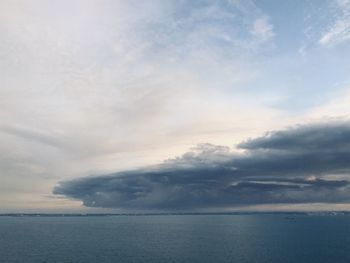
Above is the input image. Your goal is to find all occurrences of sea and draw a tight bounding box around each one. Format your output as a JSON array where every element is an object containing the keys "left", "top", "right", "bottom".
[{"left": 1, "top": 213, "right": 350, "bottom": 263}]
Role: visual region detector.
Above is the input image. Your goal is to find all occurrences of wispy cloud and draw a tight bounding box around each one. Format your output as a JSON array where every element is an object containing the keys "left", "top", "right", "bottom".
[
  {"left": 319, "top": 0, "right": 350, "bottom": 46},
  {"left": 0, "top": 125, "right": 63, "bottom": 148},
  {"left": 250, "top": 15, "right": 275, "bottom": 42}
]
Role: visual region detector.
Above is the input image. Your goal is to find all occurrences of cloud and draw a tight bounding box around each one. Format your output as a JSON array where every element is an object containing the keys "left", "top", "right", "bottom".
[
  {"left": 54, "top": 121, "right": 350, "bottom": 210},
  {"left": 319, "top": 0, "right": 350, "bottom": 46},
  {"left": 0, "top": 125, "right": 62, "bottom": 148},
  {"left": 250, "top": 15, "right": 274, "bottom": 42},
  {"left": 2, "top": 0, "right": 350, "bottom": 212},
  {"left": 0, "top": 0, "right": 281, "bottom": 210},
  {"left": 238, "top": 122, "right": 350, "bottom": 151}
]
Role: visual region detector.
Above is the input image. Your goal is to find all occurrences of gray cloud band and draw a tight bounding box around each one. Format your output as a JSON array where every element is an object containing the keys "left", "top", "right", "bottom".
[{"left": 53, "top": 122, "right": 350, "bottom": 210}]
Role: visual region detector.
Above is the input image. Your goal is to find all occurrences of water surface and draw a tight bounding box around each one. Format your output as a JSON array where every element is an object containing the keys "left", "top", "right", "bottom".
[{"left": 1, "top": 214, "right": 350, "bottom": 263}]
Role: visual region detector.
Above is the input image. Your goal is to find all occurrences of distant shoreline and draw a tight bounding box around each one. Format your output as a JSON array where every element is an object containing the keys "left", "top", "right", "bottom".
[{"left": 1, "top": 211, "right": 349, "bottom": 217}]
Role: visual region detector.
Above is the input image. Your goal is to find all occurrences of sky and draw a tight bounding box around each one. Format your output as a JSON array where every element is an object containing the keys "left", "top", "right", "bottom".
[{"left": 1, "top": 0, "right": 350, "bottom": 213}]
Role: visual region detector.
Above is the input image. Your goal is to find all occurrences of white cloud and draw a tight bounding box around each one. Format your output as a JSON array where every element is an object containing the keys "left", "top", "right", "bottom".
[
  {"left": 319, "top": 0, "right": 350, "bottom": 46},
  {"left": 251, "top": 15, "right": 275, "bottom": 42}
]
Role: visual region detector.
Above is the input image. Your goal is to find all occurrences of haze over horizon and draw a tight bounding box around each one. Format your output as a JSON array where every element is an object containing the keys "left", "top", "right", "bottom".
[{"left": 2, "top": 0, "right": 350, "bottom": 212}]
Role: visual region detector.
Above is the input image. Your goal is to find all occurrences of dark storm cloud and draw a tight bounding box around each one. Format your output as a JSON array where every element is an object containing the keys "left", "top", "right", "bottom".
[
  {"left": 54, "top": 122, "right": 350, "bottom": 210},
  {"left": 238, "top": 123, "right": 350, "bottom": 151}
]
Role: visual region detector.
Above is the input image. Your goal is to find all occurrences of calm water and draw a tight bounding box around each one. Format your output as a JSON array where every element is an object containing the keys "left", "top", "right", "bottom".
[{"left": 1, "top": 214, "right": 350, "bottom": 263}]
